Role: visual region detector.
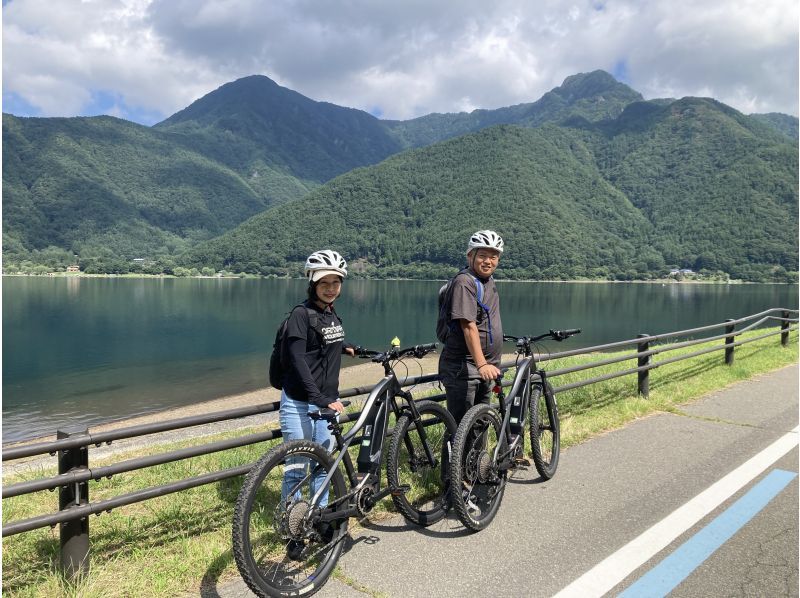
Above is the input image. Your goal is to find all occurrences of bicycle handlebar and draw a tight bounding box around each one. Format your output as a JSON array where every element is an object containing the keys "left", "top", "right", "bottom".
[
  {"left": 354, "top": 342, "right": 438, "bottom": 363},
  {"left": 503, "top": 329, "right": 582, "bottom": 344}
]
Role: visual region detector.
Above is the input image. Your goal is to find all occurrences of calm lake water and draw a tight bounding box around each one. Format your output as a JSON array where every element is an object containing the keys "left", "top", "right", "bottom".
[{"left": 3, "top": 276, "right": 797, "bottom": 441}]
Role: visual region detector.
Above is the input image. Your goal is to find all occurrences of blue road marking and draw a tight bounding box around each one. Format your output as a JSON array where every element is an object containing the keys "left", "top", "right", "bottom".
[{"left": 619, "top": 468, "right": 798, "bottom": 598}]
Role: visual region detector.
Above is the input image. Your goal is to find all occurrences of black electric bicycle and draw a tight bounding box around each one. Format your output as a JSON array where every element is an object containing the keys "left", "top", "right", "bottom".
[
  {"left": 450, "top": 329, "right": 580, "bottom": 531},
  {"left": 232, "top": 343, "right": 456, "bottom": 597}
]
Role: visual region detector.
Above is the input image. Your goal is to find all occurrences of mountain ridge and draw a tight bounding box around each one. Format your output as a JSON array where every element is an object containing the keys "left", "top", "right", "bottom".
[{"left": 3, "top": 70, "right": 797, "bottom": 281}]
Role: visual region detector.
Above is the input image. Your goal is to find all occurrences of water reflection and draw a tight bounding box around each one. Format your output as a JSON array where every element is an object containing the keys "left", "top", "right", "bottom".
[{"left": 3, "top": 277, "right": 796, "bottom": 440}]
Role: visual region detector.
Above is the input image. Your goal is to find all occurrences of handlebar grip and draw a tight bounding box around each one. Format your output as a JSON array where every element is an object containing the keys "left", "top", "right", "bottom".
[
  {"left": 564, "top": 328, "right": 582, "bottom": 336},
  {"left": 417, "top": 342, "right": 437, "bottom": 352}
]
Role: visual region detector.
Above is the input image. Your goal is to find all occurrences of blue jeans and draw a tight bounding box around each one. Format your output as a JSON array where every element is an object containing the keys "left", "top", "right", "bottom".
[{"left": 279, "top": 391, "right": 334, "bottom": 506}]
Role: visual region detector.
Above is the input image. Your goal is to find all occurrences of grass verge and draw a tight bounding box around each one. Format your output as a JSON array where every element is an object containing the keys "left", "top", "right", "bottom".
[{"left": 2, "top": 328, "right": 797, "bottom": 597}]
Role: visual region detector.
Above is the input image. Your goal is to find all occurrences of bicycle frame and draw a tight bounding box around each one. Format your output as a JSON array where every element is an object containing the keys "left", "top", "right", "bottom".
[
  {"left": 309, "top": 373, "right": 397, "bottom": 509},
  {"left": 491, "top": 357, "right": 531, "bottom": 464},
  {"left": 490, "top": 346, "right": 552, "bottom": 465},
  {"left": 309, "top": 365, "right": 434, "bottom": 516}
]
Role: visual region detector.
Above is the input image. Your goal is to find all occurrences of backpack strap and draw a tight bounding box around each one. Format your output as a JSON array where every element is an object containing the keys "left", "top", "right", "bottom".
[
  {"left": 470, "top": 275, "right": 493, "bottom": 346},
  {"left": 449, "top": 270, "right": 493, "bottom": 345}
]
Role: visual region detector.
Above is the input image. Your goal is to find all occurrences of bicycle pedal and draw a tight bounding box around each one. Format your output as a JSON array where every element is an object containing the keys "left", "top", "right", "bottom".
[
  {"left": 513, "top": 456, "right": 531, "bottom": 466},
  {"left": 391, "top": 484, "right": 411, "bottom": 496}
]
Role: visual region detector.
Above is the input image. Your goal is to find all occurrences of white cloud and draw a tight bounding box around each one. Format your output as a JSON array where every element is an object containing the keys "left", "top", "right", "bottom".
[{"left": 2, "top": 0, "right": 797, "bottom": 124}]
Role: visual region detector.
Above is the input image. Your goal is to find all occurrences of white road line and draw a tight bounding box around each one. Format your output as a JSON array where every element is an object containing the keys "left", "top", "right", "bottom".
[{"left": 554, "top": 426, "right": 800, "bottom": 598}]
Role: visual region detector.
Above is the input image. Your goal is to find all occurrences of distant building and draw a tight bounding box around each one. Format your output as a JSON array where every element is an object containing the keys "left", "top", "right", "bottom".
[{"left": 66, "top": 265, "right": 80, "bottom": 273}]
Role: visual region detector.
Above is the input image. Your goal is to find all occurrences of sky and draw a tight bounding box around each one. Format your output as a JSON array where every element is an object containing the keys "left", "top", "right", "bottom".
[{"left": 2, "top": 0, "right": 798, "bottom": 126}]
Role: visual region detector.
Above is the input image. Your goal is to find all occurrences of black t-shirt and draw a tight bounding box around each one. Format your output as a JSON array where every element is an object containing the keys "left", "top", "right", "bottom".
[{"left": 281, "top": 301, "right": 347, "bottom": 407}]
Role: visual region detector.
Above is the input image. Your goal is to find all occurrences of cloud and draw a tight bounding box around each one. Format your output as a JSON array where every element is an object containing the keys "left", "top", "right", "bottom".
[{"left": 2, "top": 0, "right": 797, "bottom": 125}]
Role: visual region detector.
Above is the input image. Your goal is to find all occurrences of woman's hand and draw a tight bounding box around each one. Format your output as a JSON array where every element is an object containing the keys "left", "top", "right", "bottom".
[{"left": 327, "top": 400, "right": 345, "bottom": 413}]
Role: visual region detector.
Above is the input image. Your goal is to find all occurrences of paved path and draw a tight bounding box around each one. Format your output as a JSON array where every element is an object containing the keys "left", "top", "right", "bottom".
[{"left": 211, "top": 364, "right": 799, "bottom": 598}]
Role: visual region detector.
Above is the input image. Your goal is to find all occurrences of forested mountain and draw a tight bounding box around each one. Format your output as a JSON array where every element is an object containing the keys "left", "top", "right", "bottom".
[
  {"left": 182, "top": 96, "right": 798, "bottom": 282},
  {"left": 2, "top": 71, "right": 648, "bottom": 268},
  {"left": 749, "top": 112, "right": 799, "bottom": 142},
  {"left": 154, "top": 75, "right": 404, "bottom": 194},
  {"left": 578, "top": 98, "right": 798, "bottom": 281},
  {"left": 384, "top": 70, "right": 644, "bottom": 148},
  {"left": 3, "top": 70, "right": 797, "bottom": 281},
  {"left": 2, "top": 114, "right": 268, "bottom": 264}
]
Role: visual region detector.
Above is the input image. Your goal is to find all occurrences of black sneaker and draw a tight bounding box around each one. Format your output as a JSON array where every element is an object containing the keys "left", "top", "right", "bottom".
[{"left": 286, "top": 539, "right": 305, "bottom": 561}]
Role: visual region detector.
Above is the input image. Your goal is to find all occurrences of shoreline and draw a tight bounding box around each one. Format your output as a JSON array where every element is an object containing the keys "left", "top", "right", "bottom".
[
  {"left": 2, "top": 272, "right": 774, "bottom": 284},
  {"left": 1, "top": 355, "right": 445, "bottom": 473}
]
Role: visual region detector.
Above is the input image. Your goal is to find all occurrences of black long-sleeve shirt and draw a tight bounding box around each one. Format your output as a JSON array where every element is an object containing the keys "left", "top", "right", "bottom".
[{"left": 281, "top": 301, "right": 353, "bottom": 408}]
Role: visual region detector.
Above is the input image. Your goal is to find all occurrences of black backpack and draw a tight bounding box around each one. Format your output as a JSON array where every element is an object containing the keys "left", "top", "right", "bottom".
[
  {"left": 268, "top": 304, "right": 324, "bottom": 389},
  {"left": 436, "top": 269, "right": 492, "bottom": 343}
]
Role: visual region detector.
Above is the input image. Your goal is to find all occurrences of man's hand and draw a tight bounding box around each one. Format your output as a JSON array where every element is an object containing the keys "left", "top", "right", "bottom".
[
  {"left": 344, "top": 346, "right": 355, "bottom": 357},
  {"left": 477, "top": 363, "right": 501, "bottom": 381}
]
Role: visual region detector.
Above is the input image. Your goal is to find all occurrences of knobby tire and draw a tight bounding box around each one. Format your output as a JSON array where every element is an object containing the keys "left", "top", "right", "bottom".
[
  {"left": 232, "top": 439, "right": 348, "bottom": 597},
  {"left": 386, "top": 400, "right": 457, "bottom": 526},
  {"left": 450, "top": 403, "right": 507, "bottom": 532},
  {"left": 530, "top": 381, "right": 560, "bottom": 479}
]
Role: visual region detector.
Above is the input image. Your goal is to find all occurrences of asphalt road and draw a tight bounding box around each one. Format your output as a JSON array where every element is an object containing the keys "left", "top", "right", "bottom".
[{"left": 212, "top": 364, "right": 799, "bottom": 598}]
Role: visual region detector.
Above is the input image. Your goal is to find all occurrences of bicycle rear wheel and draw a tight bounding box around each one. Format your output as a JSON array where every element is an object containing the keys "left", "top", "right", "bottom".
[
  {"left": 232, "top": 440, "right": 348, "bottom": 597},
  {"left": 529, "top": 381, "right": 560, "bottom": 479},
  {"left": 387, "top": 400, "right": 457, "bottom": 526},
  {"left": 450, "top": 404, "right": 507, "bottom": 531}
]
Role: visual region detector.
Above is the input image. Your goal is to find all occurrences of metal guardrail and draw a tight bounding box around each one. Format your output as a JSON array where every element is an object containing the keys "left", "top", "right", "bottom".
[{"left": 2, "top": 307, "right": 797, "bottom": 577}]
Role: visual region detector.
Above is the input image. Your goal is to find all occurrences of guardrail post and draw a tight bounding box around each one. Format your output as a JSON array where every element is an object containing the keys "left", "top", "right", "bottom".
[
  {"left": 637, "top": 334, "right": 650, "bottom": 397},
  {"left": 724, "top": 319, "right": 735, "bottom": 365},
  {"left": 57, "top": 427, "right": 90, "bottom": 579},
  {"left": 781, "top": 310, "right": 790, "bottom": 346}
]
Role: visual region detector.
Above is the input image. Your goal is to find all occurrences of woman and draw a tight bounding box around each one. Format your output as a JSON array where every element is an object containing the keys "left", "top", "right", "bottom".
[{"left": 279, "top": 250, "right": 355, "bottom": 519}]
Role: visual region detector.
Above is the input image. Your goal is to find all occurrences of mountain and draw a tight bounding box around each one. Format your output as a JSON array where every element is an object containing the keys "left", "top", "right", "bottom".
[
  {"left": 749, "top": 112, "right": 799, "bottom": 142},
  {"left": 2, "top": 114, "right": 267, "bottom": 261},
  {"left": 183, "top": 124, "right": 656, "bottom": 280},
  {"left": 384, "top": 70, "right": 643, "bottom": 148},
  {"left": 3, "top": 71, "right": 797, "bottom": 281},
  {"left": 183, "top": 97, "right": 797, "bottom": 282},
  {"left": 154, "top": 75, "right": 404, "bottom": 198},
  {"left": 573, "top": 97, "right": 798, "bottom": 280},
  {"left": 3, "top": 70, "right": 648, "bottom": 266}
]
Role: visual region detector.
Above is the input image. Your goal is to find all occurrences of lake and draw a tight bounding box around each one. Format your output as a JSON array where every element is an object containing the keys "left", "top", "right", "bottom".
[{"left": 3, "top": 276, "right": 797, "bottom": 441}]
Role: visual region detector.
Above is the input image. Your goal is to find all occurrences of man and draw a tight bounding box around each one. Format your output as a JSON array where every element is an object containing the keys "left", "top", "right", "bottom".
[{"left": 438, "top": 230, "right": 504, "bottom": 425}]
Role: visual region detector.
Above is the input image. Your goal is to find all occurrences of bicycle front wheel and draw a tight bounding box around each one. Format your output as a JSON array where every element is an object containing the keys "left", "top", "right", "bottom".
[
  {"left": 450, "top": 403, "right": 507, "bottom": 531},
  {"left": 232, "top": 439, "right": 348, "bottom": 598},
  {"left": 387, "top": 400, "right": 457, "bottom": 526},
  {"left": 529, "top": 381, "right": 560, "bottom": 479}
]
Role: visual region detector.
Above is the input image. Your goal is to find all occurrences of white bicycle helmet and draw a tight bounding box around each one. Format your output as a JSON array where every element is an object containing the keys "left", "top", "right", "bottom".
[
  {"left": 467, "top": 230, "right": 504, "bottom": 255},
  {"left": 304, "top": 250, "right": 348, "bottom": 282}
]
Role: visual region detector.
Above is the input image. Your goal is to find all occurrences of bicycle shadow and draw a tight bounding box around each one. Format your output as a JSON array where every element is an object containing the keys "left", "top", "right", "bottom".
[
  {"left": 507, "top": 465, "right": 550, "bottom": 486},
  {"left": 198, "top": 546, "right": 238, "bottom": 598},
  {"left": 354, "top": 511, "right": 474, "bottom": 539}
]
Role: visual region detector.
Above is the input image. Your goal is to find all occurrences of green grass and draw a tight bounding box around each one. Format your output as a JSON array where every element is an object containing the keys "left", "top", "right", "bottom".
[{"left": 2, "top": 327, "right": 796, "bottom": 597}]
